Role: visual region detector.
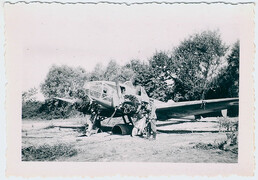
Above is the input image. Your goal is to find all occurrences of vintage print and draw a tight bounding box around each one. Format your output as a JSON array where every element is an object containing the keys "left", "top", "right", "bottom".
[{"left": 5, "top": 1, "right": 254, "bottom": 176}]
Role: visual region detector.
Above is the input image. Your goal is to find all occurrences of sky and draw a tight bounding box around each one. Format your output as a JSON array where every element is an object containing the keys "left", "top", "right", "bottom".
[{"left": 4, "top": 3, "right": 247, "bottom": 92}]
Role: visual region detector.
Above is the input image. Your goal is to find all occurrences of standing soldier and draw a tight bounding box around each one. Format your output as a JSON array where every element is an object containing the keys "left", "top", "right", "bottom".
[{"left": 146, "top": 99, "right": 157, "bottom": 139}]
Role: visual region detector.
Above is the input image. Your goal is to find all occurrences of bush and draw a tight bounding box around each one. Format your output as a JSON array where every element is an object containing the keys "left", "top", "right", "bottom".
[
  {"left": 218, "top": 117, "right": 238, "bottom": 132},
  {"left": 22, "top": 99, "right": 82, "bottom": 120},
  {"left": 22, "top": 101, "right": 43, "bottom": 119},
  {"left": 22, "top": 144, "right": 78, "bottom": 161},
  {"left": 193, "top": 117, "right": 238, "bottom": 154}
]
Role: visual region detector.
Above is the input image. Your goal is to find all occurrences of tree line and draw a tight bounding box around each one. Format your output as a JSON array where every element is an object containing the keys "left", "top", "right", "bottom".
[{"left": 22, "top": 30, "right": 239, "bottom": 119}]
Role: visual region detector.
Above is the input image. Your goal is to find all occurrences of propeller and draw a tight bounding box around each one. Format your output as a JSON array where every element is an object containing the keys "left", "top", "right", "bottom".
[{"left": 111, "top": 80, "right": 123, "bottom": 107}]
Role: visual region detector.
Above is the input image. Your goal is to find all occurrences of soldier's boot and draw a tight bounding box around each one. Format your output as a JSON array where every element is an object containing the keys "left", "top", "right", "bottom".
[
  {"left": 152, "top": 132, "right": 156, "bottom": 140},
  {"left": 146, "top": 122, "right": 151, "bottom": 139}
]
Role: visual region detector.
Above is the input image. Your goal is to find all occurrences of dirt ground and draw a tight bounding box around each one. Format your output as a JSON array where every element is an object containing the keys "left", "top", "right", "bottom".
[{"left": 22, "top": 117, "right": 238, "bottom": 163}]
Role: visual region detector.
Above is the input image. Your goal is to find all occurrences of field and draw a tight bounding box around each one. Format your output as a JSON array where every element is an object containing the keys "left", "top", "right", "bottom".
[{"left": 22, "top": 117, "right": 238, "bottom": 162}]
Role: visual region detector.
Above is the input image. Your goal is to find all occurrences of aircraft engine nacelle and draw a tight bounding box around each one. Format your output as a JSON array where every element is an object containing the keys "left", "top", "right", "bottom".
[
  {"left": 121, "top": 102, "right": 137, "bottom": 115},
  {"left": 120, "top": 94, "right": 145, "bottom": 115}
]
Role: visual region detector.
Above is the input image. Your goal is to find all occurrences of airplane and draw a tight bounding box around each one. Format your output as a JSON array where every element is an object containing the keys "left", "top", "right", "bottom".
[{"left": 53, "top": 80, "right": 239, "bottom": 137}]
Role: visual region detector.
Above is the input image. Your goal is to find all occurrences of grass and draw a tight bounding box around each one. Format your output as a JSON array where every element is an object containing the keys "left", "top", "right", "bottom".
[
  {"left": 218, "top": 117, "right": 238, "bottom": 132},
  {"left": 22, "top": 143, "right": 78, "bottom": 161},
  {"left": 193, "top": 117, "right": 238, "bottom": 154}
]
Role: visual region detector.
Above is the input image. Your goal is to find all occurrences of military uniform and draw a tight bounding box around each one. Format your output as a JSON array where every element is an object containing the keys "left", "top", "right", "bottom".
[{"left": 146, "top": 101, "right": 157, "bottom": 139}]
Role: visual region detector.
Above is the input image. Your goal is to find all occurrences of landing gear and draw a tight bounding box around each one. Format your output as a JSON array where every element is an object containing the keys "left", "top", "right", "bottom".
[{"left": 85, "top": 103, "right": 102, "bottom": 136}]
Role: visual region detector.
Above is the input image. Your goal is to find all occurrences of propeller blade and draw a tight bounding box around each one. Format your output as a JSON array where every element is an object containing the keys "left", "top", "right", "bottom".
[{"left": 115, "top": 81, "right": 122, "bottom": 99}]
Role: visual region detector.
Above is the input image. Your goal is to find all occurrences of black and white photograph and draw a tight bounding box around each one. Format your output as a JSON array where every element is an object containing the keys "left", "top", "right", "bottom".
[{"left": 3, "top": 0, "right": 255, "bottom": 177}]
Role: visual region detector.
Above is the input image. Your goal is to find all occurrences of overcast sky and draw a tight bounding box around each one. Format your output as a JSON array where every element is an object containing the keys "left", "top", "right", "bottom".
[{"left": 4, "top": 3, "right": 247, "bottom": 91}]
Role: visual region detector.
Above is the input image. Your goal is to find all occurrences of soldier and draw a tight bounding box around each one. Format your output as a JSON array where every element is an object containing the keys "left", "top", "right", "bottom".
[
  {"left": 131, "top": 99, "right": 157, "bottom": 139},
  {"left": 146, "top": 99, "right": 157, "bottom": 139},
  {"left": 131, "top": 115, "right": 147, "bottom": 137},
  {"left": 130, "top": 99, "right": 147, "bottom": 137}
]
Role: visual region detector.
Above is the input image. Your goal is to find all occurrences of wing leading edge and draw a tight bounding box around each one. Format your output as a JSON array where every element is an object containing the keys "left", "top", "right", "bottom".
[
  {"left": 53, "top": 97, "right": 79, "bottom": 104},
  {"left": 155, "top": 98, "right": 239, "bottom": 120}
]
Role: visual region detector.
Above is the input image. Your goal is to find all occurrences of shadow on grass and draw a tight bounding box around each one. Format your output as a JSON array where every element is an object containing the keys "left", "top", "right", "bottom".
[{"left": 157, "top": 129, "right": 221, "bottom": 134}]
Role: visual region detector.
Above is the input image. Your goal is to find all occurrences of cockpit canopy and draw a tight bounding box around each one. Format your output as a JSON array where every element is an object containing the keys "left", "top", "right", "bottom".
[
  {"left": 83, "top": 81, "right": 149, "bottom": 103},
  {"left": 84, "top": 81, "right": 116, "bottom": 102}
]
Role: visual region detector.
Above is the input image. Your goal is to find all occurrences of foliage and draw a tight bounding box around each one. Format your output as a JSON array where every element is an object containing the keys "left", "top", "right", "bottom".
[
  {"left": 22, "top": 87, "right": 38, "bottom": 104},
  {"left": 218, "top": 117, "right": 238, "bottom": 154},
  {"left": 125, "top": 55, "right": 174, "bottom": 102},
  {"left": 116, "top": 66, "right": 135, "bottom": 82},
  {"left": 227, "top": 41, "right": 240, "bottom": 97},
  {"left": 40, "top": 65, "right": 87, "bottom": 98},
  {"left": 218, "top": 117, "right": 238, "bottom": 132},
  {"left": 22, "top": 99, "right": 79, "bottom": 120},
  {"left": 125, "top": 59, "right": 149, "bottom": 85},
  {"left": 22, "top": 101, "right": 43, "bottom": 119},
  {"left": 37, "top": 65, "right": 87, "bottom": 119},
  {"left": 103, "top": 60, "right": 121, "bottom": 81},
  {"left": 206, "top": 40, "right": 239, "bottom": 99},
  {"left": 193, "top": 134, "right": 238, "bottom": 154},
  {"left": 172, "top": 30, "right": 228, "bottom": 101},
  {"left": 147, "top": 52, "right": 175, "bottom": 101},
  {"left": 193, "top": 117, "right": 238, "bottom": 154},
  {"left": 89, "top": 60, "right": 134, "bottom": 83},
  {"left": 22, "top": 143, "right": 78, "bottom": 161},
  {"left": 89, "top": 63, "right": 105, "bottom": 81},
  {"left": 22, "top": 87, "right": 42, "bottom": 119}
]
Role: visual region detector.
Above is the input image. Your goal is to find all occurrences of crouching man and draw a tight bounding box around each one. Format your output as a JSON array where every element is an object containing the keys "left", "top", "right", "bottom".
[
  {"left": 131, "top": 100, "right": 157, "bottom": 139},
  {"left": 85, "top": 112, "right": 101, "bottom": 136},
  {"left": 131, "top": 113, "right": 147, "bottom": 137}
]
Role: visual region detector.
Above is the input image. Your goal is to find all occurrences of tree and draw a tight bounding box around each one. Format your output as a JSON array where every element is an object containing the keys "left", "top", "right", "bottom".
[
  {"left": 22, "top": 87, "right": 43, "bottom": 119},
  {"left": 207, "top": 40, "right": 239, "bottom": 98},
  {"left": 40, "top": 65, "right": 87, "bottom": 98},
  {"left": 22, "top": 87, "right": 38, "bottom": 104},
  {"left": 225, "top": 40, "right": 239, "bottom": 97},
  {"left": 125, "top": 59, "right": 151, "bottom": 86},
  {"left": 147, "top": 51, "right": 175, "bottom": 101},
  {"left": 116, "top": 66, "right": 135, "bottom": 82},
  {"left": 103, "top": 60, "right": 121, "bottom": 81},
  {"left": 89, "top": 60, "right": 134, "bottom": 83},
  {"left": 125, "top": 55, "right": 174, "bottom": 102},
  {"left": 89, "top": 63, "right": 105, "bottom": 81},
  {"left": 172, "top": 30, "right": 228, "bottom": 101},
  {"left": 38, "top": 65, "right": 88, "bottom": 119}
]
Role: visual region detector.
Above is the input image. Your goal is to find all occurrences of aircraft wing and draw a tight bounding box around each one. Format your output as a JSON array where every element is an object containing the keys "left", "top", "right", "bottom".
[
  {"left": 53, "top": 97, "right": 81, "bottom": 104},
  {"left": 155, "top": 98, "right": 239, "bottom": 120}
]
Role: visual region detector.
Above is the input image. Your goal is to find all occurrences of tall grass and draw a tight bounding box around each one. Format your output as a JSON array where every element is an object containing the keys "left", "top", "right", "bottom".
[
  {"left": 22, "top": 143, "right": 78, "bottom": 161},
  {"left": 193, "top": 117, "right": 238, "bottom": 154}
]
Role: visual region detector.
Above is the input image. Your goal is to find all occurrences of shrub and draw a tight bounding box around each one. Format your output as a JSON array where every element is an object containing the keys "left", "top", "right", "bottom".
[
  {"left": 22, "top": 143, "right": 78, "bottom": 161},
  {"left": 22, "top": 101, "right": 43, "bottom": 119},
  {"left": 193, "top": 117, "right": 238, "bottom": 154},
  {"left": 22, "top": 99, "right": 82, "bottom": 120}
]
